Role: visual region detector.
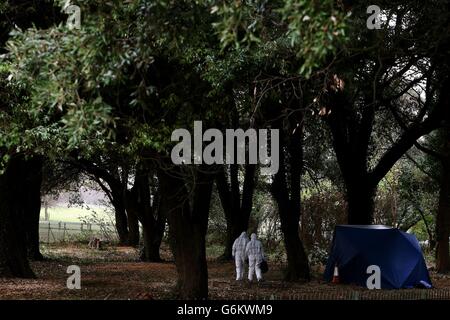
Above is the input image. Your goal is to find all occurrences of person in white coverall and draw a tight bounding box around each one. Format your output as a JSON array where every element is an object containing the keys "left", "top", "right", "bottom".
[
  {"left": 232, "top": 232, "right": 249, "bottom": 281},
  {"left": 245, "top": 233, "right": 265, "bottom": 282}
]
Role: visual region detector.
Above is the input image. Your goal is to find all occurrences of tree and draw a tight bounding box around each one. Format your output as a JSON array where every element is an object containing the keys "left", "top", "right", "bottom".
[
  {"left": 271, "top": 113, "right": 311, "bottom": 281},
  {"left": 125, "top": 163, "right": 166, "bottom": 262},
  {"left": 23, "top": 156, "right": 44, "bottom": 260},
  {"left": 435, "top": 129, "right": 450, "bottom": 273},
  {"left": 0, "top": 155, "right": 36, "bottom": 277},
  {"left": 216, "top": 164, "right": 256, "bottom": 260},
  {"left": 158, "top": 164, "right": 215, "bottom": 299},
  {"left": 0, "top": 0, "right": 65, "bottom": 277},
  {"left": 258, "top": 79, "right": 312, "bottom": 281},
  {"left": 214, "top": 104, "right": 257, "bottom": 261},
  {"left": 408, "top": 128, "right": 450, "bottom": 273},
  {"left": 69, "top": 157, "right": 139, "bottom": 246},
  {"left": 318, "top": 0, "right": 450, "bottom": 224}
]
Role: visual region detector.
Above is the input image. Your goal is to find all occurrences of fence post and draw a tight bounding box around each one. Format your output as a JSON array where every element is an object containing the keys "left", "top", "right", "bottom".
[
  {"left": 58, "top": 222, "right": 61, "bottom": 230},
  {"left": 47, "top": 222, "right": 51, "bottom": 244},
  {"left": 421, "top": 291, "right": 426, "bottom": 300},
  {"left": 63, "top": 223, "right": 66, "bottom": 242}
]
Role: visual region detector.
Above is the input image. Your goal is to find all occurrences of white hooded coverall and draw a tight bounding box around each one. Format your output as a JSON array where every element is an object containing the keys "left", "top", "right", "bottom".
[
  {"left": 232, "top": 232, "right": 249, "bottom": 280},
  {"left": 245, "top": 233, "right": 265, "bottom": 281}
]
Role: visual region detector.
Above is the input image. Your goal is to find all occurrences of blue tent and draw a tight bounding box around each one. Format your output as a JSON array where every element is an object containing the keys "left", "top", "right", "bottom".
[{"left": 324, "top": 225, "right": 432, "bottom": 289}]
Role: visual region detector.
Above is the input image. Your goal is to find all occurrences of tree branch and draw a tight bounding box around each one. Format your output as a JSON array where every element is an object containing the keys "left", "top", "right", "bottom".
[{"left": 370, "top": 117, "right": 440, "bottom": 185}]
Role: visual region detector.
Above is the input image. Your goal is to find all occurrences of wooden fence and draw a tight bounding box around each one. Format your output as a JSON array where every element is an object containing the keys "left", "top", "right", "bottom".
[{"left": 38, "top": 221, "right": 117, "bottom": 243}]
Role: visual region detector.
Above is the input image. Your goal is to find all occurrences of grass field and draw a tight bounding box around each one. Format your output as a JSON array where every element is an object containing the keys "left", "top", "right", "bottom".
[
  {"left": 39, "top": 205, "right": 117, "bottom": 243},
  {"left": 40, "top": 205, "right": 112, "bottom": 223}
]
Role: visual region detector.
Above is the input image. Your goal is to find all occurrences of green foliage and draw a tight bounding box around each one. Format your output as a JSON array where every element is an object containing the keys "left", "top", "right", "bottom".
[
  {"left": 4, "top": 25, "right": 115, "bottom": 152},
  {"left": 278, "top": 0, "right": 348, "bottom": 76},
  {"left": 1, "top": 0, "right": 350, "bottom": 166},
  {"left": 376, "top": 157, "right": 438, "bottom": 232},
  {"left": 211, "top": 0, "right": 349, "bottom": 77}
]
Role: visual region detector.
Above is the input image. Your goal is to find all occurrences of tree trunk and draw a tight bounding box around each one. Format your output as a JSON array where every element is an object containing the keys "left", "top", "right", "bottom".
[
  {"left": 159, "top": 166, "right": 213, "bottom": 299},
  {"left": 140, "top": 215, "right": 166, "bottom": 262},
  {"left": 279, "top": 206, "right": 310, "bottom": 281},
  {"left": 272, "top": 162, "right": 310, "bottom": 281},
  {"left": 120, "top": 168, "right": 140, "bottom": 247},
  {"left": 346, "top": 180, "right": 377, "bottom": 225},
  {"left": 216, "top": 164, "right": 255, "bottom": 261},
  {"left": 216, "top": 167, "right": 235, "bottom": 261},
  {"left": 272, "top": 177, "right": 311, "bottom": 281},
  {"left": 326, "top": 104, "right": 377, "bottom": 225},
  {"left": 125, "top": 166, "right": 165, "bottom": 262},
  {"left": 126, "top": 208, "right": 140, "bottom": 247},
  {"left": 0, "top": 155, "right": 35, "bottom": 278},
  {"left": 112, "top": 195, "right": 129, "bottom": 245},
  {"left": 436, "top": 132, "right": 450, "bottom": 273},
  {"left": 271, "top": 115, "right": 310, "bottom": 282},
  {"left": 241, "top": 164, "right": 256, "bottom": 230},
  {"left": 23, "top": 157, "right": 44, "bottom": 261}
]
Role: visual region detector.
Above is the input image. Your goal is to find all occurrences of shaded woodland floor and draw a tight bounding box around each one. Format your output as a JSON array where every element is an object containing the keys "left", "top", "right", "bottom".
[{"left": 1, "top": 244, "right": 450, "bottom": 300}]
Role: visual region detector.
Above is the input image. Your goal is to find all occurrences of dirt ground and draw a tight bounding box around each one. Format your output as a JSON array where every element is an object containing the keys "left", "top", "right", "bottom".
[{"left": 1, "top": 244, "right": 450, "bottom": 300}]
